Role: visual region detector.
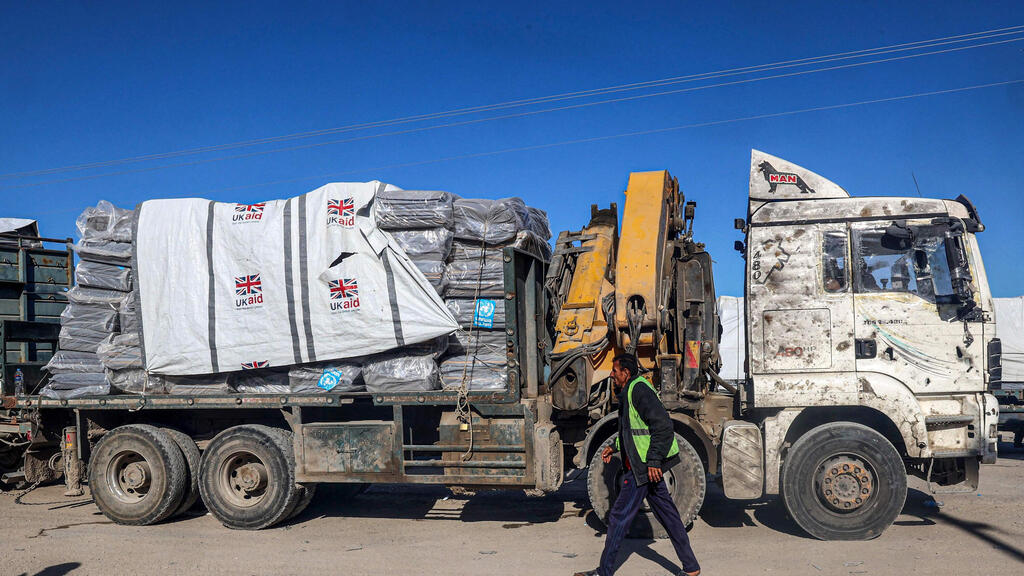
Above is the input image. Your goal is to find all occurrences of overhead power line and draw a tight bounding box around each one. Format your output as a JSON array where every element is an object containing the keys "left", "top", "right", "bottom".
[
  {"left": 196, "top": 78, "right": 1023, "bottom": 196},
  {"left": 1, "top": 24, "right": 1021, "bottom": 182},
  {"left": 3, "top": 34, "right": 1020, "bottom": 192}
]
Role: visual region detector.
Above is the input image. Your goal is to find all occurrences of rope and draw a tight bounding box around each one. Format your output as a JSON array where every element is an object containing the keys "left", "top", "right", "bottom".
[{"left": 454, "top": 225, "right": 493, "bottom": 462}]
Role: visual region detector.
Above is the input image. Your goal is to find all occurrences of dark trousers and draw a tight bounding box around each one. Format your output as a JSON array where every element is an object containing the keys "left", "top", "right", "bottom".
[{"left": 598, "top": 473, "right": 700, "bottom": 575}]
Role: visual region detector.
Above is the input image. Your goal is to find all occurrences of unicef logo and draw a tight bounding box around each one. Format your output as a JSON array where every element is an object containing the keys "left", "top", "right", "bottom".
[
  {"left": 317, "top": 369, "right": 341, "bottom": 391},
  {"left": 477, "top": 300, "right": 495, "bottom": 316}
]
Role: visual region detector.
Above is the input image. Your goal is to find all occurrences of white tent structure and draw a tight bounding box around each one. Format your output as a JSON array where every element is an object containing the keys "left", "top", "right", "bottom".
[
  {"left": 994, "top": 296, "right": 1024, "bottom": 389},
  {"left": 716, "top": 295, "right": 746, "bottom": 384}
]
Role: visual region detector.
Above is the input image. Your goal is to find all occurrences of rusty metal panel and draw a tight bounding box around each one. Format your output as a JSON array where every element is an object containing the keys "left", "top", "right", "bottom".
[
  {"left": 436, "top": 412, "right": 528, "bottom": 480},
  {"left": 300, "top": 422, "right": 395, "bottom": 475}
]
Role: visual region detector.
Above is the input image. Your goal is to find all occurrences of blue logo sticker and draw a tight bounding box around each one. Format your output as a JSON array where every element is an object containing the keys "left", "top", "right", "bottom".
[
  {"left": 474, "top": 299, "right": 496, "bottom": 329},
  {"left": 317, "top": 369, "right": 341, "bottom": 391}
]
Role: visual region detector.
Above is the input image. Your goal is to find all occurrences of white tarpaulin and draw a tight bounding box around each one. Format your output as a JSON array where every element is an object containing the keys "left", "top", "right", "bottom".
[
  {"left": 995, "top": 297, "right": 1024, "bottom": 385},
  {"left": 716, "top": 295, "right": 746, "bottom": 382},
  {"left": 135, "top": 182, "right": 459, "bottom": 375}
]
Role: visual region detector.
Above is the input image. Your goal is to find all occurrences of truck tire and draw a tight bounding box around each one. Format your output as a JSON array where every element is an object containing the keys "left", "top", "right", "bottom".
[
  {"left": 587, "top": 433, "right": 706, "bottom": 539},
  {"left": 286, "top": 483, "right": 318, "bottom": 520},
  {"left": 199, "top": 425, "right": 299, "bottom": 530},
  {"left": 159, "top": 427, "right": 202, "bottom": 517},
  {"left": 89, "top": 424, "right": 188, "bottom": 526},
  {"left": 781, "top": 422, "right": 907, "bottom": 541}
]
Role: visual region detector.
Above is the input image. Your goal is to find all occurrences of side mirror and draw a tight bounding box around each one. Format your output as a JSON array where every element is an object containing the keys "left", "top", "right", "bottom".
[
  {"left": 734, "top": 240, "right": 745, "bottom": 253},
  {"left": 942, "top": 223, "right": 980, "bottom": 319},
  {"left": 733, "top": 218, "right": 746, "bottom": 231}
]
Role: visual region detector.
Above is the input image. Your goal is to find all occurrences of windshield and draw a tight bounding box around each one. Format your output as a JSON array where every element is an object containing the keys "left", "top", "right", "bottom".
[{"left": 853, "top": 224, "right": 956, "bottom": 304}]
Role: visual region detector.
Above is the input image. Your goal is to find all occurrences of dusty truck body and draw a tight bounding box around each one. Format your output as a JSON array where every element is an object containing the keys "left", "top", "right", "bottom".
[
  {"left": 3, "top": 151, "right": 1001, "bottom": 540},
  {"left": 549, "top": 151, "right": 1000, "bottom": 541}
]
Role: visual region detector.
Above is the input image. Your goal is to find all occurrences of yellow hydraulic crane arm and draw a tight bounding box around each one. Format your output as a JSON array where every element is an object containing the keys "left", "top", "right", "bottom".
[
  {"left": 545, "top": 170, "right": 723, "bottom": 415},
  {"left": 614, "top": 171, "right": 683, "bottom": 369}
]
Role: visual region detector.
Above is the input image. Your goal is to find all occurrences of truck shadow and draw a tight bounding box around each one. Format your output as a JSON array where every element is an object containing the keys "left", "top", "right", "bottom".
[
  {"left": 696, "top": 482, "right": 809, "bottom": 538},
  {"left": 995, "top": 439, "right": 1024, "bottom": 460},
  {"left": 899, "top": 487, "right": 1024, "bottom": 563},
  {"left": 294, "top": 478, "right": 590, "bottom": 526}
]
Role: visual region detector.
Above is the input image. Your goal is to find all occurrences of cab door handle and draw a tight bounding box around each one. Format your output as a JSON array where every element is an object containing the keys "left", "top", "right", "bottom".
[{"left": 855, "top": 338, "right": 877, "bottom": 359}]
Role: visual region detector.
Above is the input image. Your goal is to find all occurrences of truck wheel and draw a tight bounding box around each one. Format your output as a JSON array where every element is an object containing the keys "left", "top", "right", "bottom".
[
  {"left": 781, "top": 422, "right": 907, "bottom": 541},
  {"left": 89, "top": 424, "right": 187, "bottom": 526},
  {"left": 286, "top": 483, "right": 318, "bottom": 520},
  {"left": 587, "top": 433, "right": 706, "bottom": 539},
  {"left": 199, "top": 425, "right": 299, "bottom": 530},
  {"left": 159, "top": 428, "right": 202, "bottom": 517},
  {"left": 1014, "top": 428, "right": 1022, "bottom": 449}
]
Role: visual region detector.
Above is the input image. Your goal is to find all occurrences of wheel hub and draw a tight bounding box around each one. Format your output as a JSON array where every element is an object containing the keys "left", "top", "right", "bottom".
[
  {"left": 120, "top": 461, "right": 150, "bottom": 491},
  {"left": 235, "top": 463, "right": 268, "bottom": 493},
  {"left": 819, "top": 456, "right": 873, "bottom": 511}
]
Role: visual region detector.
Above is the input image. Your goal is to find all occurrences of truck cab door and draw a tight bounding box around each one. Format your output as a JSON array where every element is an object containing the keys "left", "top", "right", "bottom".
[{"left": 851, "top": 220, "right": 982, "bottom": 393}]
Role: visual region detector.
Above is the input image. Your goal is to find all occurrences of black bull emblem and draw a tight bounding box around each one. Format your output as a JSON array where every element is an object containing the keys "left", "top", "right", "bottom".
[{"left": 759, "top": 161, "right": 816, "bottom": 194}]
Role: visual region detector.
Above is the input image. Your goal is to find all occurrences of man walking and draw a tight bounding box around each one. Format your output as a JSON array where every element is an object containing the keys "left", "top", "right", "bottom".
[{"left": 575, "top": 354, "right": 700, "bottom": 576}]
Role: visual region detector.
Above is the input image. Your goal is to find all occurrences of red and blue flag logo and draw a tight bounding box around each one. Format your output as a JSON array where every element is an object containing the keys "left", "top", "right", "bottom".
[
  {"left": 327, "top": 198, "right": 355, "bottom": 218},
  {"left": 235, "top": 274, "right": 262, "bottom": 296},
  {"left": 241, "top": 360, "right": 269, "bottom": 370}
]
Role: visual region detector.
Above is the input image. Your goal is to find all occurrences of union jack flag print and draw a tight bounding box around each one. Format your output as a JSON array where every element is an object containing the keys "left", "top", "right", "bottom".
[
  {"left": 235, "top": 274, "right": 262, "bottom": 296},
  {"left": 241, "top": 360, "right": 269, "bottom": 370},
  {"left": 234, "top": 202, "right": 266, "bottom": 213},
  {"left": 327, "top": 198, "right": 355, "bottom": 217},
  {"left": 329, "top": 278, "right": 358, "bottom": 300}
]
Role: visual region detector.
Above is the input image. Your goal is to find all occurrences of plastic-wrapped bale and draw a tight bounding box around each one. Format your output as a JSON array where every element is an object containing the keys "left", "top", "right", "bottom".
[
  {"left": 231, "top": 368, "right": 291, "bottom": 394},
  {"left": 412, "top": 259, "right": 447, "bottom": 295},
  {"left": 106, "top": 369, "right": 168, "bottom": 395},
  {"left": 39, "top": 373, "right": 110, "bottom": 399},
  {"left": 452, "top": 197, "right": 529, "bottom": 245},
  {"left": 119, "top": 291, "right": 140, "bottom": 333},
  {"left": 77, "top": 201, "right": 135, "bottom": 243},
  {"left": 402, "top": 335, "right": 449, "bottom": 359},
  {"left": 163, "top": 373, "right": 233, "bottom": 396},
  {"left": 389, "top": 228, "right": 454, "bottom": 261},
  {"left": 444, "top": 243, "right": 505, "bottom": 298},
  {"left": 512, "top": 230, "right": 552, "bottom": 261},
  {"left": 374, "top": 190, "right": 455, "bottom": 230},
  {"left": 67, "top": 286, "right": 129, "bottom": 307},
  {"left": 363, "top": 353, "right": 440, "bottom": 393},
  {"left": 59, "top": 325, "right": 114, "bottom": 353},
  {"left": 440, "top": 329, "right": 507, "bottom": 391},
  {"left": 526, "top": 207, "right": 552, "bottom": 241},
  {"left": 445, "top": 298, "right": 506, "bottom": 329},
  {"left": 44, "top": 350, "right": 104, "bottom": 374},
  {"left": 440, "top": 348, "right": 507, "bottom": 391},
  {"left": 71, "top": 239, "right": 132, "bottom": 266},
  {"left": 74, "top": 261, "right": 132, "bottom": 293},
  {"left": 289, "top": 362, "right": 364, "bottom": 393},
  {"left": 97, "top": 333, "right": 143, "bottom": 370},
  {"left": 60, "top": 302, "right": 120, "bottom": 333}
]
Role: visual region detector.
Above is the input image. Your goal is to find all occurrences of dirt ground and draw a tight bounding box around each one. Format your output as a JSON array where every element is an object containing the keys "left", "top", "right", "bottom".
[{"left": 2, "top": 436, "right": 1022, "bottom": 576}]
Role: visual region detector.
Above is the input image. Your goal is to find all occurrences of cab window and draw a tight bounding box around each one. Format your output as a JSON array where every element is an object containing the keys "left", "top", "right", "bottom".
[{"left": 822, "top": 231, "right": 848, "bottom": 293}]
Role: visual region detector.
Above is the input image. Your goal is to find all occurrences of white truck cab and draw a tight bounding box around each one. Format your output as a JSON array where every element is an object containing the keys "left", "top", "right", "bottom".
[{"left": 737, "top": 150, "right": 1000, "bottom": 540}]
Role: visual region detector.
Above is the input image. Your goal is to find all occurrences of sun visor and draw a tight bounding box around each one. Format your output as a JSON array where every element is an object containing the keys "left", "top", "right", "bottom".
[{"left": 749, "top": 150, "right": 850, "bottom": 201}]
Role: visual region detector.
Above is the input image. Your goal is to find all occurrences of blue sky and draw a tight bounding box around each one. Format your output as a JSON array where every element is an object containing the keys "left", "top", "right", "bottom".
[{"left": 1, "top": 1, "right": 1022, "bottom": 296}]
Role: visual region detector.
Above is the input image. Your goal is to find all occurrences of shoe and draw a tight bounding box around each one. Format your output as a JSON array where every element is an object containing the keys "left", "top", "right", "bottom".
[
  {"left": 678, "top": 570, "right": 700, "bottom": 576},
  {"left": 573, "top": 571, "right": 600, "bottom": 576}
]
